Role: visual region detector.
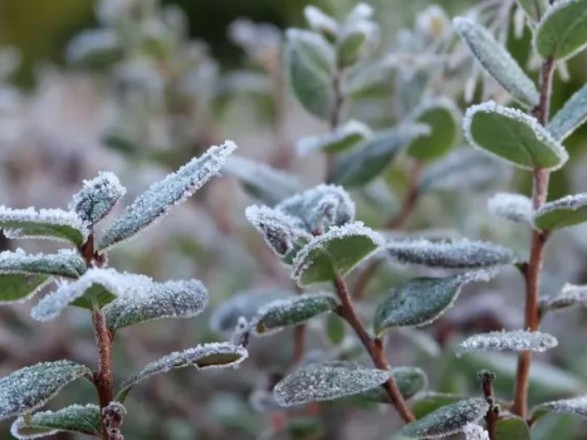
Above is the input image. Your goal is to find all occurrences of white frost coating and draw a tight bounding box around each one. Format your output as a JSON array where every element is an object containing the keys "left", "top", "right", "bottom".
[
  {"left": 487, "top": 192, "right": 533, "bottom": 224},
  {"left": 10, "top": 404, "right": 100, "bottom": 439},
  {"left": 297, "top": 120, "right": 371, "bottom": 156},
  {"left": 416, "top": 5, "right": 450, "bottom": 38},
  {"left": 455, "top": 330, "right": 558, "bottom": 357},
  {"left": 534, "top": 193, "right": 587, "bottom": 228},
  {"left": 69, "top": 171, "right": 126, "bottom": 225},
  {"left": 409, "top": 96, "right": 461, "bottom": 124},
  {"left": 245, "top": 205, "right": 306, "bottom": 256},
  {"left": 463, "top": 101, "right": 569, "bottom": 170},
  {"left": 540, "top": 283, "right": 587, "bottom": 315},
  {"left": 304, "top": 5, "right": 338, "bottom": 36},
  {"left": 345, "top": 3, "right": 374, "bottom": 22},
  {"left": 535, "top": 395, "right": 587, "bottom": 417},
  {"left": 463, "top": 423, "right": 490, "bottom": 440},
  {"left": 548, "top": 83, "right": 587, "bottom": 140},
  {"left": 31, "top": 268, "right": 153, "bottom": 322},
  {"left": 0, "top": 249, "right": 86, "bottom": 279},
  {"left": 99, "top": 140, "right": 237, "bottom": 250},
  {"left": 65, "top": 28, "right": 120, "bottom": 64}
]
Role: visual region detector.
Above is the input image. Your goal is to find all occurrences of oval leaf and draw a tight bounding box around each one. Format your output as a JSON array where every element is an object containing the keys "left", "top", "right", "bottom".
[
  {"left": 254, "top": 292, "right": 338, "bottom": 334},
  {"left": 455, "top": 330, "right": 558, "bottom": 357},
  {"left": 297, "top": 120, "right": 371, "bottom": 156},
  {"left": 548, "top": 82, "right": 587, "bottom": 140},
  {"left": 488, "top": 193, "right": 533, "bottom": 224},
  {"left": 0, "top": 361, "right": 91, "bottom": 422},
  {"left": 98, "top": 140, "right": 237, "bottom": 250},
  {"left": 534, "top": 0, "right": 587, "bottom": 61},
  {"left": 104, "top": 279, "right": 208, "bottom": 331},
  {"left": 402, "top": 397, "right": 489, "bottom": 438},
  {"left": 454, "top": 17, "right": 539, "bottom": 107},
  {"left": 539, "top": 283, "right": 587, "bottom": 316},
  {"left": 386, "top": 239, "right": 517, "bottom": 269},
  {"left": 11, "top": 404, "right": 101, "bottom": 439},
  {"left": 533, "top": 395, "right": 587, "bottom": 420},
  {"left": 495, "top": 417, "right": 531, "bottom": 440},
  {"left": 273, "top": 361, "right": 391, "bottom": 407},
  {"left": 0, "top": 274, "right": 51, "bottom": 304},
  {"left": 0, "top": 249, "right": 86, "bottom": 279},
  {"left": 353, "top": 366, "right": 428, "bottom": 403},
  {"left": 533, "top": 193, "right": 587, "bottom": 231},
  {"left": 374, "top": 271, "right": 495, "bottom": 335},
  {"left": 464, "top": 101, "right": 568, "bottom": 170},
  {"left": 292, "top": 222, "right": 383, "bottom": 286}
]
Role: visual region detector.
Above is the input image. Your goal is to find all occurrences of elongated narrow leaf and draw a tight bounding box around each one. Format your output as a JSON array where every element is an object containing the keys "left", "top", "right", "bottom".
[
  {"left": 66, "top": 28, "right": 123, "bottom": 67},
  {"left": 117, "top": 342, "right": 248, "bottom": 401},
  {"left": 539, "top": 283, "right": 587, "bottom": 316},
  {"left": 516, "top": 0, "right": 548, "bottom": 22},
  {"left": 223, "top": 156, "right": 299, "bottom": 205},
  {"left": 69, "top": 171, "right": 126, "bottom": 225},
  {"left": 454, "top": 17, "right": 539, "bottom": 107},
  {"left": 99, "top": 141, "right": 237, "bottom": 250},
  {"left": 285, "top": 29, "right": 335, "bottom": 119},
  {"left": 10, "top": 404, "right": 101, "bottom": 439},
  {"left": 31, "top": 268, "right": 153, "bottom": 321},
  {"left": 387, "top": 239, "right": 517, "bottom": 269},
  {"left": 273, "top": 361, "right": 391, "bottom": 407},
  {"left": 548, "top": 83, "right": 587, "bottom": 140},
  {"left": 412, "top": 393, "right": 465, "bottom": 419},
  {"left": 0, "top": 274, "right": 51, "bottom": 304},
  {"left": 0, "top": 361, "right": 91, "bottom": 422},
  {"left": 533, "top": 396, "right": 587, "bottom": 420},
  {"left": 332, "top": 124, "right": 430, "bottom": 187},
  {"left": 495, "top": 417, "right": 530, "bottom": 440},
  {"left": 455, "top": 330, "right": 558, "bottom": 357},
  {"left": 297, "top": 120, "right": 371, "bottom": 156},
  {"left": 534, "top": 0, "right": 587, "bottom": 61},
  {"left": 488, "top": 193, "right": 533, "bottom": 224},
  {"left": 0, "top": 249, "right": 86, "bottom": 279},
  {"left": 464, "top": 101, "right": 568, "bottom": 170},
  {"left": 0, "top": 207, "right": 88, "bottom": 246},
  {"left": 374, "top": 271, "right": 494, "bottom": 335},
  {"left": 402, "top": 397, "right": 489, "bottom": 438},
  {"left": 292, "top": 222, "right": 383, "bottom": 286},
  {"left": 533, "top": 193, "right": 587, "bottom": 231},
  {"left": 104, "top": 279, "right": 208, "bottom": 331},
  {"left": 304, "top": 5, "right": 338, "bottom": 37},
  {"left": 352, "top": 367, "right": 428, "bottom": 403},
  {"left": 254, "top": 292, "right": 338, "bottom": 334}
]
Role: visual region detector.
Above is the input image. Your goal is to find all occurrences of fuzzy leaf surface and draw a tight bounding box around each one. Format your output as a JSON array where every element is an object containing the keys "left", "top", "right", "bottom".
[
  {"left": 455, "top": 330, "right": 558, "bottom": 357},
  {"left": 352, "top": 367, "right": 428, "bottom": 403},
  {"left": 69, "top": 171, "right": 126, "bottom": 225},
  {"left": 548, "top": 83, "right": 587, "bottom": 140},
  {"left": 532, "top": 396, "right": 587, "bottom": 420},
  {"left": 533, "top": 193, "right": 587, "bottom": 231},
  {"left": 539, "top": 283, "right": 587, "bottom": 316},
  {"left": 488, "top": 193, "right": 533, "bottom": 224},
  {"left": 0, "top": 249, "right": 86, "bottom": 279}
]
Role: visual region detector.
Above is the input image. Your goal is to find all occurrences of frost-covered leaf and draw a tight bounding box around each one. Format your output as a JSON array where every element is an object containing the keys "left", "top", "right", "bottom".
[
  {"left": 463, "top": 423, "right": 490, "bottom": 440},
  {"left": 352, "top": 367, "right": 428, "bottom": 403},
  {"left": 326, "top": 313, "right": 345, "bottom": 345},
  {"left": 297, "top": 120, "right": 371, "bottom": 156},
  {"left": 488, "top": 193, "right": 533, "bottom": 224},
  {"left": 292, "top": 222, "right": 383, "bottom": 286},
  {"left": 98, "top": 141, "right": 237, "bottom": 250},
  {"left": 69, "top": 171, "right": 126, "bottom": 225},
  {"left": 454, "top": 17, "right": 539, "bottom": 108},
  {"left": 534, "top": 0, "right": 587, "bottom": 61},
  {"left": 0, "top": 249, "right": 86, "bottom": 279},
  {"left": 0, "top": 207, "right": 88, "bottom": 246},
  {"left": 464, "top": 101, "right": 568, "bottom": 170},
  {"left": 66, "top": 28, "right": 123, "bottom": 67},
  {"left": 374, "top": 271, "right": 495, "bottom": 335},
  {"left": 412, "top": 393, "right": 464, "bottom": 419},
  {"left": 455, "top": 330, "right": 558, "bottom": 357},
  {"left": 495, "top": 417, "right": 531, "bottom": 440},
  {"left": 273, "top": 361, "right": 391, "bottom": 407},
  {"left": 285, "top": 29, "right": 335, "bottom": 119},
  {"left": 548, "top": 83, "right": 587, "bottom": 141},
  {"left": 31, "top": 268, "right": 153, "bottom": 321},
  {"left": 245, "top": 205, "right": 303, "bottom": 258},
  {"left": 0, "top": 360, "right": 91, "bottom": 422},
  {"left": 516, "top": 0, "right": 548, "bottom": 22},
  {"left": 304, "top": 5, "right": 338, "bottom": 38},
  {"left": 406, "top": 98, "right": 460, "bottom": 161},
  {"left": 117, "top": 342, "right": 248, "bottom": 401},
  {"left": 533, "top": 396, "right": 587, "bottom": 421},
  {"left": 10, "top": 404, "right": 101, "bottom": 439},
  {"left": 402, "top": 397, "right": 489, "bottom": 438},
  {"left": 104, "top": 279, "right": 208, "bottom": 331},
  {"left": 387, "top": 239, "right": 517, "bottom": 269},
  {"left": 539, "top": 283, "right": 587, "bottom": 316},
  {"left": 223, "top": 156, "right": 299, "bottom": 205},
  {"left": 254, "top": 292, "right": 338, "bottom": 334},
  {"left": 0, "top": 274, "right": 51, "bottom": 304},
  {"left": 533, "top": 193, "right": 587, "bottom": 231},
  {"left": 336, "top": 21, "right": 378, "bottom": 67},
  {"left": 332, "top": 124, "right": 430, "bottom": 187}
]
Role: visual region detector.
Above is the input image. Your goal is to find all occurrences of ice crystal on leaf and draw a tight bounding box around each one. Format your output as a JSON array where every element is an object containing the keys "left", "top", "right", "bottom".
[
  {"left": 0, "top": 249, "right": 86, "bottom": 279},
  {"left": 455, "top": 330, "right": 558, "bottom": 357},
  {"left": 487, "top": 193, "right": 533, "bottom": 224},
  {"left": 463, "top": 423, "right": 490, "bottom": 440},
  {"left": 69, "top": 171, "right": 126, "bottom": 225}
]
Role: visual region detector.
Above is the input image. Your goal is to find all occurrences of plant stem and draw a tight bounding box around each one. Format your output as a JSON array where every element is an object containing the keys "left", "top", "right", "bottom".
[
  {"left": 326, "top": 65, "right": 346, "bottom": 182},
  {"left": 334, "top": 276, "right": 415, "bottom": 423},
  {"left": 479, "top": 371, "right": 498, "bottom": 440},
  {"left": 512, "top": 56, "right": 555, "bottom": 419}
]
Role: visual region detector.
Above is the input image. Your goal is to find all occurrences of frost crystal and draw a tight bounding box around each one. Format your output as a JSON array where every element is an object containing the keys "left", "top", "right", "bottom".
[
  {"left": 533, "top": 193, "right": 587, "bottom": 230},
  {"left": 0, "top": 249, "right": 86, "bottom": 279},
  {"left": 487, "top": 192, "right": 533, "bottom": 224},
  {"left": 98, "top": 140, "right": 237, "bottom": 250},
  {"left": 11, "top": 404, "right": 101, "bottom": 439},
  {"left": 455, "top": 330, "right": 558, "bottom": 357},
  {"left": 535, "top": 395, "right": 587, "bottom": 418},
  {"left": 463, "top": 423, "right": 490, "bottom": 440},
  {"left": 69, "top": 171, "right": 126, "bottom": 225},
  {"left": 245, "top": 205, "right": 301, "bottom": 256}
]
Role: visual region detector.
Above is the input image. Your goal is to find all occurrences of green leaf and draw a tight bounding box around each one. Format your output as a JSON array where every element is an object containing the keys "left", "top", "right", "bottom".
[
  {"left": 0, "top": 360, "right": 91, "bottom": 422},
  {"left": 336, "top": 21, "right": 377, "bottom": 67},
  {"left": 464, "top": 101, "right": 568, "bottom": 170},
  {"left": 533, "top": 193, "right": 587, "bottom": 231},
  {"left": 454, "top": 17, "right": 539, "bottom": 108},
  {"left": 291, "top": 222, "right": 383, "bottom": 286},
  {"left": 402, "top": 397, "right": 489, "bottom": 438},
  {"left": 326, "top": 313, "right": 346, "bottom": 345},
  {"left": 411, "top": 393, "right": 464, "bottom": 419},
  {"left": 254, "top": 292, "right": 338, "bottom": 334},
  {"left": 532, "top": 396, "right": 587, "bottom": 421},
  {"left": 273, "top": 361, "right": 391, "bottom": 407},
  {"left": 0, "top": 249, "right": 86, "bottom": 279},
  {"left": 534, "top": 0, "right": 587, "bottom": 61},
  {"left": 539, "top": 283, "right": 587, "bottom": 316},
  {"left": 516, "top": 0, "right": 548, "bottom": 22},
  {"left": 455, "top": 330, "right": 558, "bottom": 357},
  {"left": 0, "top": 207, "right": 88, "bottom": 246},
  {"left": 332, "top": 124, "right": 430, "bottom": 187},
  {"left": 547, "top": 83, "right": 587, "bottom": 140},
  {"left": 10, "top": 404, "right": 101, "bottom": 439},
  {"left": 297, "top": 120, "right": 371, "bottom": 155},
  {"left": 495, "top": 417, "right": 531, "bottom": 440},
  {"left": 0, "top": 274, "right": 51, "bottom": 304},
  {"left": 104, "top": 279, "right": 208, "bottom": 331},
  {"left": 98, "top": 141, "right": 237, "bottom": 250},
  {"left": 373, "top": 271, "right": 494, "bottom": 335},
  {"left": 285, "top": 29, "right": 335, "bottom": 119},
  {"left": 406, "top": 98, "right": 460, "bottom": 161},
  {"left": 69, "top": 171, "right": 126, "bottom": 226},
  {"left": 353, "top": 367, "right": 428, "bottom": 403},
  {"left": 116, "top": 342, "right": 248, "bottom": 402}
]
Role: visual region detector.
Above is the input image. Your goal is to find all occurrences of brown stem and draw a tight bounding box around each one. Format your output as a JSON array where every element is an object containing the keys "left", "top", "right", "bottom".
[
  {"left": 479, "top": 370, "right": 498, "bottom": 440},
  {"left": 334, "top": 276, "right": 415, "bottom": 423},
  {"left": 326, "top": 66, "right": 346, "bottom": 182},
  {"left": 92, "top": 307, "right": 115, "bottom": 438},
  {"left": 512, "top": 57, "right": 555, "bottom": 419},
  {"left": 293, "top": 325, "right": 305, "bottom": 363}
]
